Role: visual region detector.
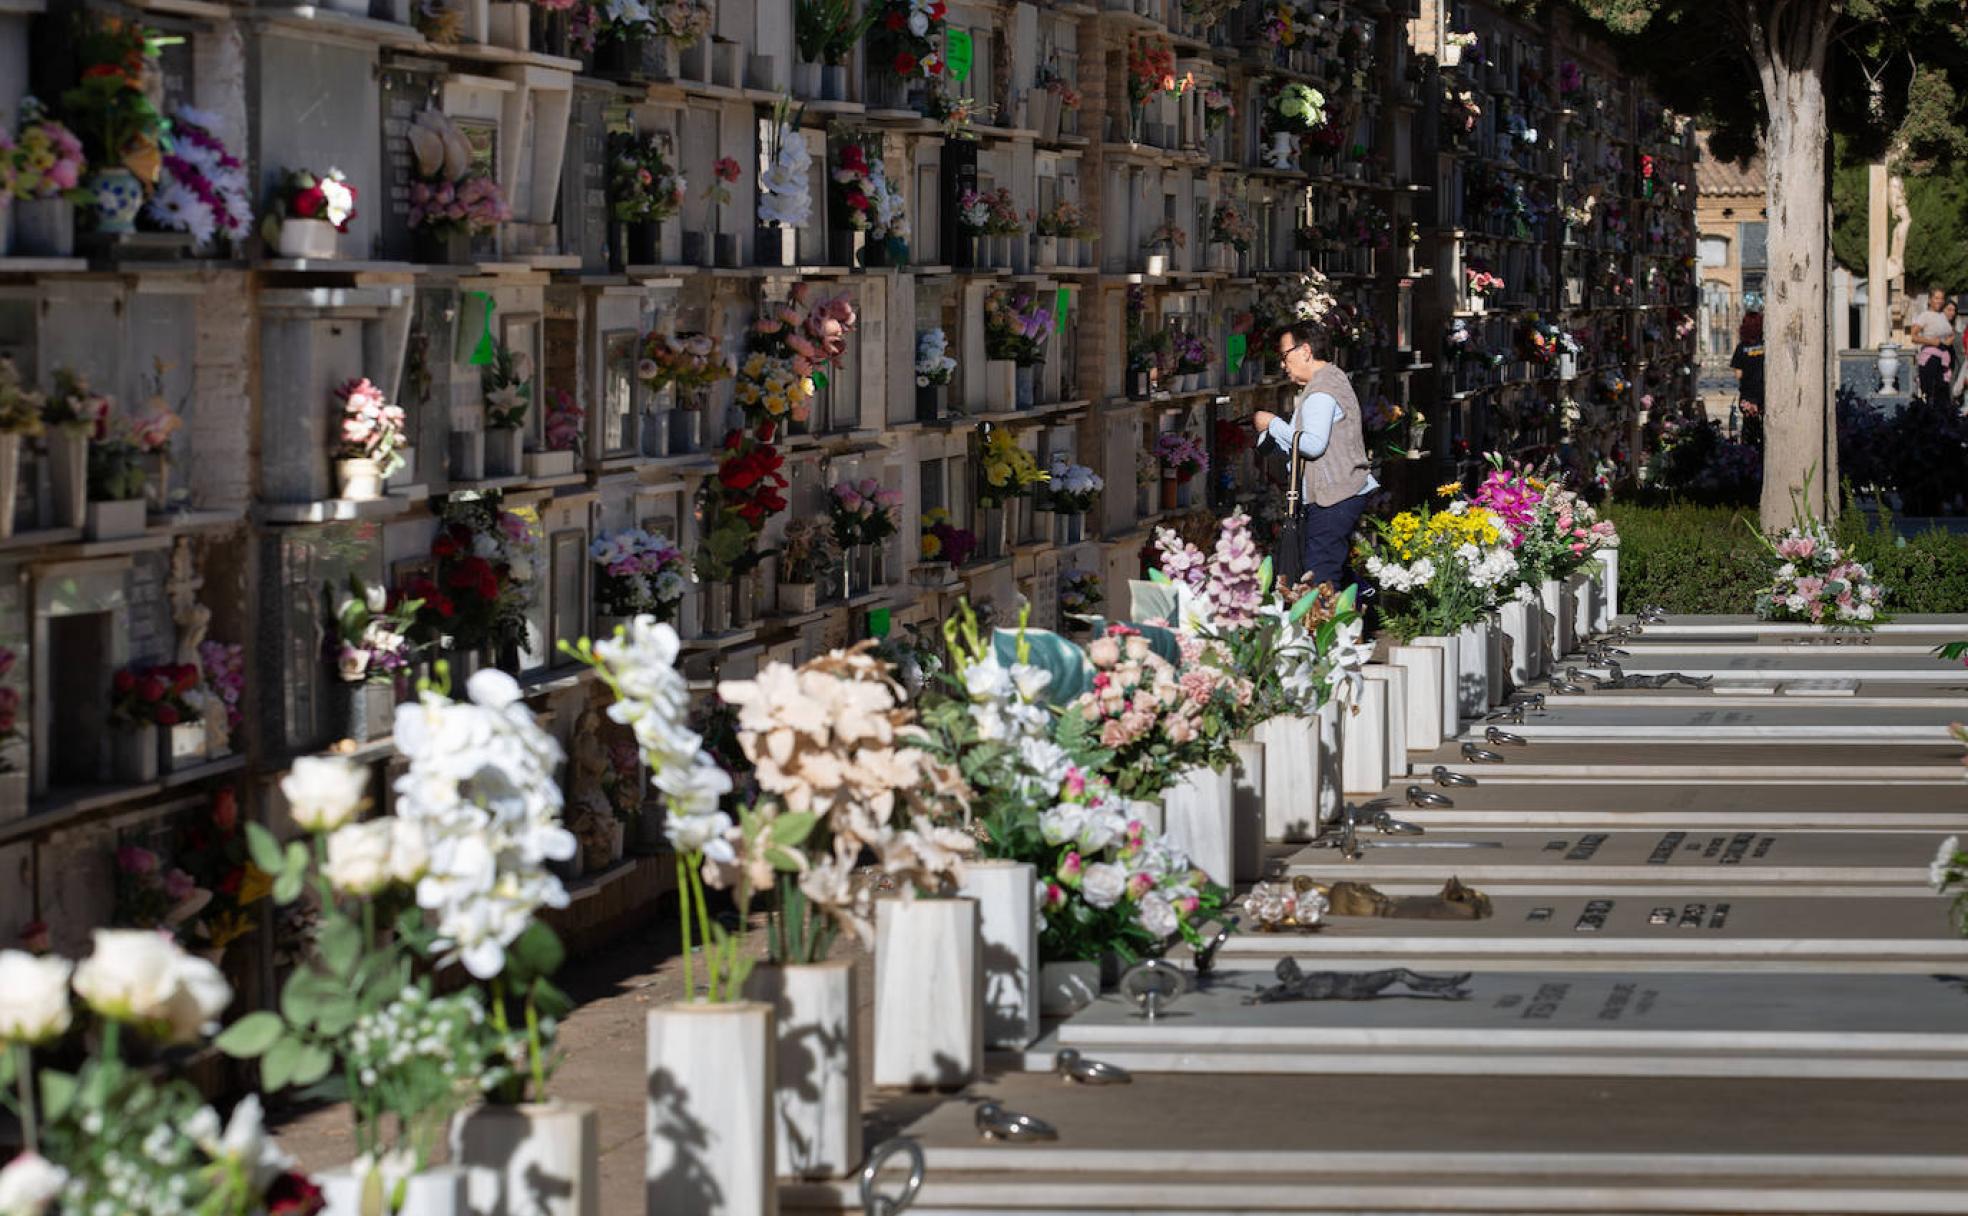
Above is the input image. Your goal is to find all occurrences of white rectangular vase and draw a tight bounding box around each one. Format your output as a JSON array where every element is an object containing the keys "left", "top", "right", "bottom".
[
  {"left": 1229, "top": 738, "right": 1265, "bottom": 883},
  {"left": 1411, "top": 634, "right": 1461, "bottom": 742},
  {"left": 1340, "top": 675, "right": 1389, "bottom": 797},
  {"left": 1253, "top": 714, "right": 1316, "bottom": 843},
  {"left": 1128, "top": 797, "right": 1164, "bottom": 835},
  {"left": 320, "top": 1167, "right": 467, "bottom": 1216},
  {"left": 1364, "top": 666, "right": 1409, "bottom": 778},
  {"left": 1162, "top": 765, "right": 1234, "bottom": 887},
  {"left": 1597, "top": 548, "right": 1620, "bottom": 626},
  {"left": 1386, "top": 644, "right": 1445, "bottom": 753},
  {"left": 1314, "top": 699, "right": 1344, "bottom": 826},
  {"left": 1540, "top": 577, "right": 1572, "bottom": 662},
  {"left": 646, "top": 1001, "right": 776, "bottom": 1216},
  {"left": 1453, "top": 623, "right": 1489, "bottom": 720},
  {"left": 742, "top": 961, "right": 861, "bottom": 1180},
  {"left": 48, "top": 428, "right": 87, "bottom": 527},
  {"left": 1571, "top": 571, "right": 1599, "bottom": 643},
  {"left": 957, "top": 860, "right": 1038, "bottom": 1050},
  {"left": 1483, "top": 615, "right": 1505, "bottom": 707},
  {"left": 1498, "top": 599, "right": 1537, "bottom": 688},
  {"left": 452, "top": 1103, "right": 599, "bottom": 1216},
  {"left": 873, "top": 898, "right": 980, "bottom": 1089}
]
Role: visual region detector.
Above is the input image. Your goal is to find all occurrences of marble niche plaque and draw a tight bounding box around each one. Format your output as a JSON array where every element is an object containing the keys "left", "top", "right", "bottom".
[{"left": 1358, "top": 779, "right": 1968, "bottom": 832}]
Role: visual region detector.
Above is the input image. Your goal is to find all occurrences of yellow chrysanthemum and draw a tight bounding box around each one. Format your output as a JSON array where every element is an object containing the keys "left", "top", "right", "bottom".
[{"left": 1435, "top": 482, "right": 1461, "bottom": 498}]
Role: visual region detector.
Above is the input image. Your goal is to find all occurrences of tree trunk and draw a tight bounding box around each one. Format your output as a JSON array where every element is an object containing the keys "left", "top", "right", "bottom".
[{"left": 1748, "top": 0, "right": 1833, "bottom": 530}]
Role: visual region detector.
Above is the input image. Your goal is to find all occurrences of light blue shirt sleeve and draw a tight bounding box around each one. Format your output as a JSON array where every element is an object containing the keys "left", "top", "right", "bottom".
[{"left": 1266, "top": 391, "right": 1340, "bottom": 458}]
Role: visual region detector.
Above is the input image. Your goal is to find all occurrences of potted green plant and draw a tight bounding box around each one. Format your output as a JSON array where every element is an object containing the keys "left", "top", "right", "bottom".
[{"left": 84, "top": 429, "right": 146, "bottom": 540}]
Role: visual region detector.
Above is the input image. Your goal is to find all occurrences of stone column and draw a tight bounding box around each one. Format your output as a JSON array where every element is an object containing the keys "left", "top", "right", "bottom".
[{"left": 1866, "top": 160, "right": 1888, "bottom": 349}]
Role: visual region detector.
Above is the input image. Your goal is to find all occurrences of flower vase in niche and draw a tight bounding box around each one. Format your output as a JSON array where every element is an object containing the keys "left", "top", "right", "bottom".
[
  {"left": 482, "top": 341, "right": 531, "bottom": 477},
  {"left": 267, "top": 167, "right": 357, "bottom": 260},
  {"left": 12, "top": 101, "right": 84, "bottom": 256},
  {"left": 333, "top": 378, "right": 407, "bottom": 500},
  {"left": 406, "top": 110, "right": 511, "bottom": 265}
]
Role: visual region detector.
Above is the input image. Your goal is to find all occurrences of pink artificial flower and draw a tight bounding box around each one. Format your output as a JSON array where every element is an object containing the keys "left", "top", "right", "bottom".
[{"left": 117, "top": 846, "right": 159, "bottom": 876}]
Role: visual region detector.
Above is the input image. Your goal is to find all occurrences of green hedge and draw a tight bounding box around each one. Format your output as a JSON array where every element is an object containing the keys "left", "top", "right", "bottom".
[{"left": 1607, "top": 502, "right": 1968, "bottom": 615}]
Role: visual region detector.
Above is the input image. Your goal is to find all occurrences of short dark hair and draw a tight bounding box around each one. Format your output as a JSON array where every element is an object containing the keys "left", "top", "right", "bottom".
[{"left": 1278, "top": 320, "right": 1333, "bottom": 361}]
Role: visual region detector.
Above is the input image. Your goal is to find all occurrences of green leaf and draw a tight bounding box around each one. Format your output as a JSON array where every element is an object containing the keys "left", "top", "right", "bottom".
[
  {"left": 318, "top": 917, "right": 362, "bottom": 979},
  {"left": 262, "top": 1035, "right": 304, "bottom": 1091},
  {"left": 1148, "top": 568, "right": 1173, "bottom": 586},
  {"left": 272, "top": 867, "right": 304, "bottom": 906},
  {"left": 284, "top": 840, "right": 310, "bottom": 875},
  {"left": 530, "top": 977, "right": 574, "bottom": 1020},
  {"left": 765, "top": 845, "right": 804, "bottom": 873},
  {"left": 38, "top": 1070, "right": 76, "bottom": 1123},
  {"left": 314, "top": 993, "right": 359, "bottom": 1038},
  {"left": 215, "top": 1012, "right": 285, "bottom": 1059},
  {"left": 1258, "top": 555, "right": 1274, "bottom": 596},
  {"left": 767, "top": 812, "right": 819, "bottom": 847},
  {"left": 1337, "top": 584, "right": 1358, "bottom": 613},
  {"left": 1288, "top": 593, "right": 1318, "bottom": 624},
  {"left": 507, "top": 922, "right": 565, "bottom": 984},
  {"left": 289, "top": 1042, "right": 335, "bottom": 1088},
  {"left": 245, "top": 823, "right": 284, "bottom": 875}
]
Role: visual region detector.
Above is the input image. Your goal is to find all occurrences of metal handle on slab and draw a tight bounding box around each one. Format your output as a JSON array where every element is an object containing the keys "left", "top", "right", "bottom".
[
  {"left": 1432, "top": 766, "right": 1478, "bottom": 787},
  {"left": 975, "top": 1102, "right": 1059, "bottom": 1143},
  {"left": 862, "top": 1138, "right": 926, "bottom": 1214},
  {"left": 1485, "top": 726, "right": 1527, "bottom": 747},
  {"left": 1461, "top": 742, "right": 1506, "bottom": 763},
  {"left": 1193, "top": 915, "right": 1238, "bottom": 978},
  {"left": 1407, "top": 786, "right": 1454, "bottom": 808},
  {"left": 1552, "top": 680, "right": 1587, "bottom": 694},
  {"left": 1056, "top": 1048, "right": 1133, "bottom": 1085},
  {"left": 1370, "top": 808, "right": 1424, "bottom": 835}
]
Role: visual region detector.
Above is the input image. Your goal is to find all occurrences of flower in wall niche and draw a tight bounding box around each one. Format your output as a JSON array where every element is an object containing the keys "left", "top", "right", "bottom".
[
  {"left": 392, "top": 669, "right": 575, "bottom": 979},
  {"left": 145, "top": 108, "right": 252, "bottom": 247},
  {"left": 591, "top": 527, "right": 690, "bottom": 620},
  {"left": 757, "top": 103, "right": 812, "bottom": 229},
  {"left": 405, "top": 110, "right": 510, "bottom": 236},
  {"left": 915, "top": 328, "right": 956, "bottom": 386},
  {"left": 1043, "top": 453, "right": 1103, "bottom": 514},
  {"left": 111, "top": 662, "right": 204, "bottom": 729},
  {"left": 978, "top": 427, "right": 1048, "bottom": 505},
  {"left": 0, "top": 359, "right": 44, "bottom": 439},
  {"left": 1154, "top": 431, "right": 1207, "bottom": 482},
  {"left": 1465, "top": 262, "right": 1504, "bottom": 296},
  {"left": 545, "top": 388, "right": 584, "bottom": 452},
  {"left": 608, "top": 129, "right": 686, "bottom": 224},
  {"left": 42, "top": 368, "right": 112, "bottom": 439},
  {"left": 263, "top": 166, "right": 357, "bottom": 245},
  {"left": 333, "top": 377, "right": 409, "bottom": 475},
  {"left": 640, "top": 330, "right": 733, "bottom": 397},
  {"left": 332, "top": 575, "right": 419, "bottom": 684},
  {"left": 481, "top": 340, "right": 533, "bottom": 430},
  {"left": 197, "top": 640, "right": 245, "bottom": 734},
  {"left": 832, "top": 142, "right": 909, "bottom": 246},
  {"left": 919, "top": 506, "right": 976, "bottom": 566}
]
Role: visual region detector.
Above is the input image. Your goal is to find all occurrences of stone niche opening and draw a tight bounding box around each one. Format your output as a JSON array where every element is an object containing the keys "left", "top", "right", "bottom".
[{"left": 30, "top": 561, "right": 131, "bottom": 797}]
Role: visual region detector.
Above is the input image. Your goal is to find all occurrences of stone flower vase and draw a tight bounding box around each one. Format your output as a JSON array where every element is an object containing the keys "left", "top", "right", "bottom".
[
  {"left": 1162, "top": 764, "right": 1234, "bottom": 887},
  {"left": 957, "top": 859, "right": 1038, "bottom": 1050},
  {"left": 646, "top": 1001, "right": 777, "bottom": 1216},
  {"left": 47, "top": 427, "right": 87, "bottom": 527},
  {"left": 318, "top": 1165, "right": 468, "bottom": 1215},
  {"left": 1386, "top": 642, "right": 1446, "bottom": 753},
  {"left": 15, "top": 197, "right": 74, "bottom": 257},
  {"left": 0, "top": 433, "right": 18, "bottom": 541},
  {"left": 1340, "top": 673, "right": 1389, "bottom": 797},
  {"left": 873, "top": 896, "right": 980, "bottom": 1090},
  {"left": 110, "top": 723, "right": 158, "bottom": 784},
  {"left": 336, "top": 458, "right": 386, "bottom": 501},
  {"left": 275, "top": 218, "right": 340, "bottom": 260},
  {"left": 451, "top": 1102, "right": 599, "bottom": 1216},
  {"left": 743, "top": 961, "right": 861, "bottom": 1181},
  {"left": 1252, "top": 714, "right": 1316, "bottom": 843}
]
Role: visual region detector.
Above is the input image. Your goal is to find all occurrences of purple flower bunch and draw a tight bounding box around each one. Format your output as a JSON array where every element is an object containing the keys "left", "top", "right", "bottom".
[
  {"left": 197, "top": 639, "right": 245, "bottom": 734},
  {"left": 409, "top": 173, "right": 511, "bottom": 236},
  {"left": 1471, "top": 466, "right": 1542, "bottom": 546},
  {"left": 1208, "top": 510, "right": 1264, "bottom": 627},
  {"left": 146, "top": 109, "right": 252, "bottom": 246},
  {"left": 828, "top": 476, "right": 903, "bottom": 548},
  {"left": 1155, "top": 431, "right": 1208, "bottom": 482}
]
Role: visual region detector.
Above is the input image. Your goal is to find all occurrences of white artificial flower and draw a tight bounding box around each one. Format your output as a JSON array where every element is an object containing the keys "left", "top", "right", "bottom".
[
  {"left": 666, "top": 810, "right": 737, "bottom": 863},
  {"left": 190, "top": 1095, "right": 292, "bottom": 1195},
  {"left": 1038, "top": 803, "right": 1088, "bottom": 847},
  {"left": 1076, "top": 805, "right": 1128, "bottom": 854},
  {"left": 72, "top": 929, "right": 231, "bottom": 1043},
  {"left": 282, "top": 755, "right": 372, "bottom": 832},
  {"left": 1934, "top": 836, "right": 1960, "bottom": 889},
  {"left": 1079, "top": 862, "right": 1126, "bottom": 909},
  {"left": 324, "top": 820, "right": 397, "bottom": 897},
  {"left": 907, "top": 10, "right": 929, "bottom": 35},
  {"left": 1135, "top": 891, "right": 1179, "bottom": 938},
  {"left": 0, "top": 1152, "right": 67, "bottom": 1216},
  {"left": 0, "top": 951, "right": 72, "bottom": 1045}
]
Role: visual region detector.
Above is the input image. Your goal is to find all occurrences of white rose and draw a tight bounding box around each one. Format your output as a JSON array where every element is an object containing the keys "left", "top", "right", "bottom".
[
  {"left": 1079, "top": 862, "right": 1126, "bottom": 910},
  {"left": 1135, "top": 891, "right": 1179, "bottom": 938},
  {"left": 0, "top": 952, "right": 72, "bottom": 1045},
  {"left": 73, "top": 929, "right": 231, "bottom": 1043},
  {"left": 324, "top": 820, "right": 396, "bottom": 896},
  {"left": 388, "top": 817, "right": 431, "bottom": 885},
  {"left": 1038, "top": 803, "right": 1087, "bottom": 846},
  {"left": 0, "top": 1152, "right": 68, "bottom": 1216},
  {"left": 281, "top": 755, "right": 371, "bottom": 832}
]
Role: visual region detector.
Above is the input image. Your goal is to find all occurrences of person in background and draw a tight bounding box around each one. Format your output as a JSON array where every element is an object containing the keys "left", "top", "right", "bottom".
[
  {"left": 1729, "top": 310, "right": 1765, "bottom": 447},
  {"left": 1251, "top": 320, "right": 1378, "bottom": 588},
  {"left": 1907, "top": 286, "right": 1955, "bottom": 408}
]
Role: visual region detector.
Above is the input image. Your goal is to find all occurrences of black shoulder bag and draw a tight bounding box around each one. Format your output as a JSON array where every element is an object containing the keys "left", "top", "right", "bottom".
[{"left": 1272, "top": 406, "right": 1308, "bottom": 584}]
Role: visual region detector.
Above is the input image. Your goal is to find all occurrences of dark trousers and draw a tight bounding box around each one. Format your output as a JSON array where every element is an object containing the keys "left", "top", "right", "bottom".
[
  {"left": 1301, "top": 492, "right": 1369, "bottom": 590},
  {"left": 1920, "top": 356, "right": 1952, "bottom": 408}
]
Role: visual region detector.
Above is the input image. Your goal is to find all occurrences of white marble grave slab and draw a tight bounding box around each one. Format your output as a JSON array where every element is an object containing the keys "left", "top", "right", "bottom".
[
  {"left": 1346, "top": 779, "right": 1968, "bottom": 831},
  {"left": 1548, "top": 684, "right": 1968, "bottom": 707},
  {"left": 1053, "top": 969, "right": 1968, "bottom": 1078},
  {"left": 1581, "top": 650, "right": 1964, "bottom": 683},
  {"left": 1622, "top": 612, "right": 1968, "bottom": 638},
  {"left": 1206, "top": 894, "right": 1968, "bottom": 973},
  {"left": 807, "top": 1071, "right": 1968, "bottom": 1215},
  {"left": 1504, "top": 703, "right": 1961, "bottom": 741},
  {"left": 1280, "top": 828, "right": 1952, "bottom": 893},
  {"left": 1404, "top": 739, "right": 1967, "bottom": 782}
]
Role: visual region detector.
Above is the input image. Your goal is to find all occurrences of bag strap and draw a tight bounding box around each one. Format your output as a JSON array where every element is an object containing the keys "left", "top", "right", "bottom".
[{"left": 1284, "top": 391, "right": 1308, "bottom": 511}]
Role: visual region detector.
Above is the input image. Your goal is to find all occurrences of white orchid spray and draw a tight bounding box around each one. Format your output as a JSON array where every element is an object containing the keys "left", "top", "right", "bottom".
[{"left": 565, "top": 617, "right": 736, "bottom": 996}]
